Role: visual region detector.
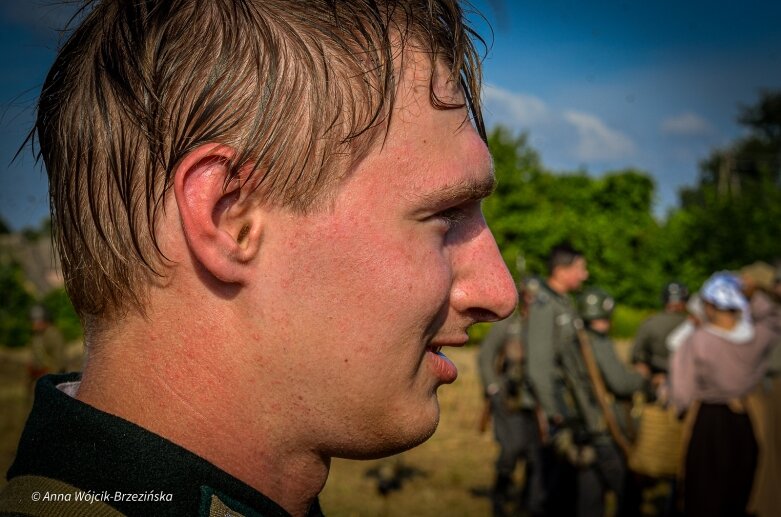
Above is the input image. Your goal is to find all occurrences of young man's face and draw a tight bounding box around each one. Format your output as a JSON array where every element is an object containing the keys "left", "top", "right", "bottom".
[
  {"left": 590, "top": 318, "right": 611, "bottom": 334},
  {"left": 559, "top": 257, "right": 589, "bottom": 293},
  {"left": 246, "top": 53, "right": 517, "bottom": 458}
]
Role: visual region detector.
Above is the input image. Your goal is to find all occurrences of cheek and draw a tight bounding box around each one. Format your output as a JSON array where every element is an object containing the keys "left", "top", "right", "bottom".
[{"left": 315, "top": 228, "right": 452, "bottom": 353}]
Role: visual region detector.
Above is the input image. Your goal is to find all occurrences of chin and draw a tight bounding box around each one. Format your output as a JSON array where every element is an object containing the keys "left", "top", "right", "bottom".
[{"left": 331, "top": 401, "right": 441, "bottom": 460}]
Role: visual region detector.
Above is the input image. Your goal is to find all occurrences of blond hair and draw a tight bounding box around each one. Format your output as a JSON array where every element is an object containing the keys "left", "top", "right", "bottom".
[{"left": 31, "top": 0, "right": 486, "bottom": 319}]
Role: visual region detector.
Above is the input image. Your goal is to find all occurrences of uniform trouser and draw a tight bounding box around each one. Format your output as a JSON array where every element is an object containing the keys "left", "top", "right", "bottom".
[
  {"left": 491, "top": 400, "right": 546, "bottom": 515},
  {"left": 542, "top": 436, "right": 626, "bottom": 517},
  {"left": 577, "top": 439, "right": 626, "bottom": 517}
]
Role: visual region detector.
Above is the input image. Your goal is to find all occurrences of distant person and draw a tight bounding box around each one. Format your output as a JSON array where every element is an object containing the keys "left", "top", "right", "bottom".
[
  {"left": 478, "top": 276, "right": 545, "bottom": 516},
  {"left": 772, "top": 260, "right": 781, "bottom": 307},
  {"left": 525, "top": 243, "right": 589, "bottom": 515},
  {"left": 575, "top": 287, "right": 647, "bottom": 517},
  {"left": 740, "top": 261, "right": 780, "bottom": 379},
  {"left": 670, "top": 272, "right": 781, "bottom": 517},
  {"left": 27, "top": 305, "right": 65, "bottom": 382},
  {"left": 0, "top": 2, "right": 517, "bottom": 516},
  {"left": 631, "top": 282, "right": 689, "bottom": 388},
  {"left": 739, "top": 261, "right": 781, "bottom": 517},
  {"left": 629, "top": 282, "right": 690, "bottom": 517}
]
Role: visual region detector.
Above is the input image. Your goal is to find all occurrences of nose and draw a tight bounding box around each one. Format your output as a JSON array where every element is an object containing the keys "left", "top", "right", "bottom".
[{"left": 450, "top": 221, "right": 518, "bottom": 322}]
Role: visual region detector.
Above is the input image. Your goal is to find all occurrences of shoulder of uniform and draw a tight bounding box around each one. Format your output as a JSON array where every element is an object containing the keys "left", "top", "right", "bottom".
[
  {"left": 534, "top": 290, "right": 551, "bottom": 306},
  {"left": 635, "top": 316, "right": 653, "bottom": 331}
]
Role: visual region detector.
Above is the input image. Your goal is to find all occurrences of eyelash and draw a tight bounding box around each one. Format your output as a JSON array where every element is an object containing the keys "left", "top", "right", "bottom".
[{"left": 436, "top": 206, "right": 469, "bottom": 229}]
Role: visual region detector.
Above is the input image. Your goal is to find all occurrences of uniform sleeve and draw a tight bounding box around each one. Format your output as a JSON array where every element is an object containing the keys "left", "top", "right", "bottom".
[
  {"left": 670, "top": 334, "right": 697, "bottom": 413},
  {"left": 525, "top": 301, "right": 559, "bottom": 418},
  {"left": 477, "top": 318, "right": 511, "bottom": 391},
  {"left": 593, "top": 335, "right": 645, "bottom": 398},
  {"left": 630, "top": 319, "right": 652, "bottom": 366}
]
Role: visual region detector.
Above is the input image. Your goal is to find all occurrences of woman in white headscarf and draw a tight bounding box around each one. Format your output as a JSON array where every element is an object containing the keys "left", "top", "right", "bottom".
[{"left": 670, "top": 272, "right": 780, "bottom": 516}]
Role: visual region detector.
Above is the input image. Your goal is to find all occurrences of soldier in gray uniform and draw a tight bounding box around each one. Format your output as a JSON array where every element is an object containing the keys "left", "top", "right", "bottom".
[
  {"left": 631, "top": 282, "right": 689, "bottom": 382},
  {"left": 577, "top": 287, "right": 648, "bottom": 517},
  {"left": 525, "top": 243, "right": 589, "bottom": 515},
  {"left": 627, "top": 282, "right": 690, "bottom": 516},
  {"left": 479, "top": 277, "right": 545, "bottom": 516}
]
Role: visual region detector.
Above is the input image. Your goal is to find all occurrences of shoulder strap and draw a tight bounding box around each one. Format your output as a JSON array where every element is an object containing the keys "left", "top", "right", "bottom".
[
  {"left": 0, "top": 475, "right": 125, "bottom": 517},
  {"left": 574, "top": 320, "right": 632, "bottom": 457}
]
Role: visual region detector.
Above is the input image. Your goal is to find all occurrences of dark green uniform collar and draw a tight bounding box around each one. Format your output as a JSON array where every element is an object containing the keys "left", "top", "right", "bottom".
[
  {"left": 539, "top": 279, "right": 571, "bottom": 303},
  {"left": 585, "top": 326, "right": 609, "bottom": 337},
  {"left": 7, "top": 373, "right": 324, "bottom": 517}
]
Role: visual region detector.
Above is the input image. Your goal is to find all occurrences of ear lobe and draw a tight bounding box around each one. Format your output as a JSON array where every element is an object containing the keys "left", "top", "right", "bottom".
[{"left": 174, "top": 143, "right": 263, "bottom": 285}]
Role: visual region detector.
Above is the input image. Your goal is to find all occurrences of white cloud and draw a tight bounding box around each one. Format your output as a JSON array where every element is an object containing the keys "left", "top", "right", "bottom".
[
  {"left": 563, "top": 110, "right": 636, "bottom": 161},
  {"left": 483, "top": 84, "right": 549, "bottom": 126},
  {"left": 481, "top": 84, "right": 637, "bottom": 166},
  {"left": 661, "top": 112, "right": 713, "bottom": 136}
]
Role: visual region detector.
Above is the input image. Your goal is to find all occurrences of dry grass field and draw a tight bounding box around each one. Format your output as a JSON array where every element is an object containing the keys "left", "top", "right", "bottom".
[{"left": 0, "top": 347, "right": 33, "bottom": 484}]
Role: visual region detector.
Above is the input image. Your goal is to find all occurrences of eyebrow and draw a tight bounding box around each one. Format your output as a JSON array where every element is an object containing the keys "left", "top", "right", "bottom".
[{"left": 412, "top": 174, "right": 497, "bottom": 208}]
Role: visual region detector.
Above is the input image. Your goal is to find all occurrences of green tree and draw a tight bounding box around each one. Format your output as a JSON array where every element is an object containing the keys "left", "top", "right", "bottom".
[
  {"left": 483, "top": 126, "right": 664, "bottom": 308},
  {"left": 667, "top": 90, "right": 781, "bottom": 283},
  {"left": 42, "top": 288, "right": 83, "bottom": 342},
  {"left": 0, "top": 261, "right": 35, "bottom": 347},
  {"left": 21, "top": 218, "right": 52, "bottom": 242}
]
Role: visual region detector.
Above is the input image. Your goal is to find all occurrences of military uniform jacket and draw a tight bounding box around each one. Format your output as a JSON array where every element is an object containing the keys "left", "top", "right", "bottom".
[
  {"left": 1, "top": 373, "right": 324, "bottom": 517},
  {"left": 631, "top": 311, "right": 687, "bottom": 373},
  {"left": 478, "top": 312, "right": 535, "bottom": 410},
  {"left": 589, "top": 330, "right": 647, "bottom": 435},
  {"left": 553, "top": 326, "right": 641, "bottom": 437},
  {"left": 525, "top": 281, "right": 645, "bottom": 437},
  {"left": 525, "top": 281, "right": 583, "bottom": 424}
]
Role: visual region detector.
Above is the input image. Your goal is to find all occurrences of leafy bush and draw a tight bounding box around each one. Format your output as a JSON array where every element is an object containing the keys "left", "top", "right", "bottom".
[
  {"left": 0, "top": 261, "right": 35, "bottom": 347},
  {"left": 610, "top": 304, "right": 654, "bottom": 339},
  {"left": 42, "top": 288, "right": 83, "bottom": 342},
  {"left": 467, "top": 322, "right": 492, "bottom": 345}
]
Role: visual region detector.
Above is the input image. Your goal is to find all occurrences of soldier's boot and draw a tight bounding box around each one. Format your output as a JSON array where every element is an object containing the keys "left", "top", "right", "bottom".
[{"left": 491, "top": 473, "right": 512, "bottom": 517}]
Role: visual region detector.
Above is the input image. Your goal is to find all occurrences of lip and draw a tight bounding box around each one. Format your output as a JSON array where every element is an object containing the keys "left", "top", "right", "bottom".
[{"left": 425, "top": 346, "right": 458, "bottom": 384}]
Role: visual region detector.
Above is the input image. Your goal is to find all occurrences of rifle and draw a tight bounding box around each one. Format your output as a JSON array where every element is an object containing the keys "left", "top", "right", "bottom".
[{"left": 574, "top": 318, "right": 632, "bottom": 458}]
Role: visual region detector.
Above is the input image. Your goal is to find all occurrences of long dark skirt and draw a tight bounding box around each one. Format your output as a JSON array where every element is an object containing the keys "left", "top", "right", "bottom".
[{"left": 684, "top": 403, "right": 758, "bottom": 517}]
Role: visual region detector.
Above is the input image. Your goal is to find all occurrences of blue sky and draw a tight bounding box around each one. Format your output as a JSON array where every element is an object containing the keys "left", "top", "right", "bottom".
[{"left": 1, "top": 1, "right": 780, "bottom": 229}]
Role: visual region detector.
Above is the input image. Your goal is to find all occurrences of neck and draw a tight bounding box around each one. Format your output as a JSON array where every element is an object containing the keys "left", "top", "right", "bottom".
[
  {"left": 76, "top": 317, "right": 327, "bottom": 517},
  {"left": 665, "top": 303, "right": 685, "bottom": 313},
  {"left": 547, "top": 276, "right": 568, "bottom": 295},
  {"left": 708, "top": 311, "right": 738, "bottom": 331}
]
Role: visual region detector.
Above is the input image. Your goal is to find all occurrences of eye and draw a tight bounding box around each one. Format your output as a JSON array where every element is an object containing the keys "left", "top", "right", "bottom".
[
  {"left": 433, "top": 201, "right": 482, "bottom": 233},
  {"left": 436, "top": 206, "right": 468, "bottom": 229}
]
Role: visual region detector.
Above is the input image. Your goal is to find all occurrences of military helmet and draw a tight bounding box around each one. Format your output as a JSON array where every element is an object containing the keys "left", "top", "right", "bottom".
[
  {"left": 29, "top": 304, "right": 49, "bottom": 323},
  {"left": 662, "top": 281, "right": 689, "bottom": 304},
  {"left": 522, "top": 275, "right": 543, "bottom": 297},
  {"left": 577, "top": 287, "right": 615, "bottom": 321}
]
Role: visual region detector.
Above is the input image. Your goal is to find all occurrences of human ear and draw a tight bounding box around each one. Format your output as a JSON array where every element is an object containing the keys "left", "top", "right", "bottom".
[{"left": 173, "top": 143, "right": 263, "bottom": 284}]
